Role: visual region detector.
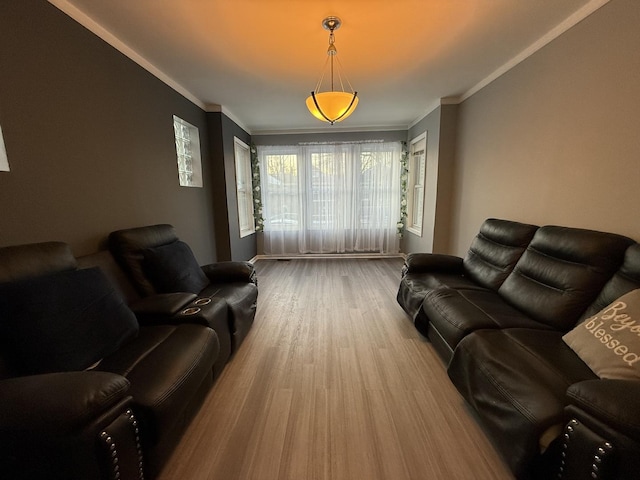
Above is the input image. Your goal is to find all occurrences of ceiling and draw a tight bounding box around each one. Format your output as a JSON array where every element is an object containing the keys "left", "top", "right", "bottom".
[{"left": 50, "top": 0, "right": 606, "bottom": 134}]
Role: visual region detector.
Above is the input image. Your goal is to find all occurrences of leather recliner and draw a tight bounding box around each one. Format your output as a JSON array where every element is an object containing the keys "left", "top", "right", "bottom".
[{"left": 108, "top": 224, "right": 258, "bottom": 360}]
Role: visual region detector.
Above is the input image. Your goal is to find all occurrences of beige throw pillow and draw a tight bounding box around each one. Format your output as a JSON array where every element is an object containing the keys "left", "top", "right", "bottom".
[{"left": 563, "top": 289, "right": 640, "bottom": 380}]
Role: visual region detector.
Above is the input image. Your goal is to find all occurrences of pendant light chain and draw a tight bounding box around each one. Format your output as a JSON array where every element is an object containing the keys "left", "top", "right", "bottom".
[{"left": 328, "top": 29, "right": 336, "bottom": 92}]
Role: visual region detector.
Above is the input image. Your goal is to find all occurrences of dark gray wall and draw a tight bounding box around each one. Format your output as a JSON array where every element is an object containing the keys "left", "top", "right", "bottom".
[
  {"left": 0, "top": 0, "right": 218, "bottom": 262},
  {"left": 433, "top": 105, "right": 457, "bottom": 253},
  {"left": 221, "top": 115, "right": 256, "bottom": 261},
  {"left": 208, "top": 112, "right": 256, "bottom": 261},
  {"left": 403, "top": 105, "right": 457, "bottom": 254}
]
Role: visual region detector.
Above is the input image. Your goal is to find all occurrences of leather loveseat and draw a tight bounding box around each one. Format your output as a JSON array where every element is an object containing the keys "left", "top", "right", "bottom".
[
  {"left": 397, "top": 218, "right": 640, "bottom": 479},
  {"left": 0, "top": 228, "right": 258, "bottom": 479}
]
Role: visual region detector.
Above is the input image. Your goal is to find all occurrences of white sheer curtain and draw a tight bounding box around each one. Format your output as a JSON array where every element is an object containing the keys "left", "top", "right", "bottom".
[{"left": 258, "top": 141, "right": 401, "bottom": 255}]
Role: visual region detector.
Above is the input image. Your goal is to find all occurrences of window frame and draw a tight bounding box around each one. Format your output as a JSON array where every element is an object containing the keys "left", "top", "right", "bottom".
[
  {"left": 233, "top": 137, "right": 256, "bottom": 238},
  {"left": 406, "top": 132, "right": 427, "bottom": 236}
]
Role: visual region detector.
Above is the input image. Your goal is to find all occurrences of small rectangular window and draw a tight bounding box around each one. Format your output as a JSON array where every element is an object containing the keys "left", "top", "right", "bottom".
[
  {"left": 407, "top": 132, "right": 427, "bottom": 236},
  {"left": 234, "top": 137, "right": 255, "bottom": 238},
  {"left": 0, "top": 124, "right": 9, "bottom": 172},
  {"left": 173, "top": 116, "right": 202, "bottom": 187}
]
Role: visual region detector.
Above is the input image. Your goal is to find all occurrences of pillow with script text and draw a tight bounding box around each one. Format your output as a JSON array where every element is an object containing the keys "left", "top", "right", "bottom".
[{"left": 563, "top": 289, "right": 640, "bottom": 380}]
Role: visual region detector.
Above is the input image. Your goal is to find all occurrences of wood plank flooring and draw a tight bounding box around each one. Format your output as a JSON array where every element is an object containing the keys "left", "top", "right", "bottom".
[{"left": 158, "top": 258, "right": 513, "bottom": 480}]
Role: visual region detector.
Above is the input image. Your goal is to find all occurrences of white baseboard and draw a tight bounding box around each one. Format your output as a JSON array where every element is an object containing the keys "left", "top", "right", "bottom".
[{"left": 250, "top": 253, "right": 405, "bottom": 262}]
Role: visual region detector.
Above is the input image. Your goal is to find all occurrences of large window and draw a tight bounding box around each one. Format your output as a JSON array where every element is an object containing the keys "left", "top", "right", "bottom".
[
  {"left": 258, "top": 142, "right": 401, "bottom": 254},
  {"left": 234, "top": 137, "right": 255, "bottom": 238},
  {"left": 406, "top": 132, "right": 427, "bottom": 236},
  {"left": 172, "top": 116, "right": 203, "bottom": 187}
]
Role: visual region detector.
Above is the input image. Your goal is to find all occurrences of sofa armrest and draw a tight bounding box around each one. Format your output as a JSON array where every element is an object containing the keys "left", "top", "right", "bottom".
[
  {"left": 131, "top": 291, "right": 228, "bottom": 336},
  {"left": 0, "top": 371, "right": 130, "bottom": 434},
  {"left": 567, "top": 379, "right": 640, "bottom": 441},
  {"left": 403, "top": 253, "right": 464, "bottom": 275},
  {"left": 0, "top": 373, "right": 141, "bottom": 480},
  {"left": 130, "top": 292, "right": 198, "bottom": 323},
  {"left": 202, "top": 261, "right": 257, "bottom": 285}
]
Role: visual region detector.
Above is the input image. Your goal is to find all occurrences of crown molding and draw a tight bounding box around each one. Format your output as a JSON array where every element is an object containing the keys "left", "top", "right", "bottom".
[
  {"left": 410, "top": 0, "right": 610, "bottom": 126},
  {"left": 48, "top": 0, "right": 206, "bottom": 110},
  {"left": 205, "top": 104, "right": 252, "bottom": 134},
  {"left": 408, "top": 103, "right": 438, "bottom": 130},
  {"left": 407, "top": 97, "right": 461, "bottom": 129},
  {"left": 440, "top": 96, "right": 461, "bottom": 105},
  {"left": 459, "top": 0, "right": 610, "bottom": 103}
]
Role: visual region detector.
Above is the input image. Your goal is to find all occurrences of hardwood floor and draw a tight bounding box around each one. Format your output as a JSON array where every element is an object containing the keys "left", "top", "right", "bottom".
[{"left": 158, "top": 258, "right": 513, "bottom": 480}]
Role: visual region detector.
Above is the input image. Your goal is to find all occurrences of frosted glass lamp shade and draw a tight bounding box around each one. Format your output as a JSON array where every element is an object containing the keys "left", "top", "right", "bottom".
[{"left": 306, "top": 91, "right": 359, "bottom": 124}]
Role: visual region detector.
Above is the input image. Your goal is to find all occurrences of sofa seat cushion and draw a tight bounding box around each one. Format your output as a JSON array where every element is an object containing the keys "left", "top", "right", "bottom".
[
  {"left": 202, "top": 282, "right": 258, "bottom": 350},
  {"left": 96, "top": 324, "right": 219, "bottom": 444},
  {"left": 448, "top": 328, "right": 597, "bottom": 477},
  {"left": 161, "top": 296, "right": 231, "bottom": 378},
  {"left": 421, "top": 288, "right": 554, "bottom": 353},
  {"left": 397, "top": 273, "right": 486, "bottom": 320}
]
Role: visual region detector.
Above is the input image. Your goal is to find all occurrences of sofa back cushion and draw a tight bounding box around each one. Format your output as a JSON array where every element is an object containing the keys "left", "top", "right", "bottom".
[
  {"left": 498, "top": 226, "right": 634, "bottom": 331},
  {"left": 0, "top": 242, "right": 77, "bottom": 284},
  {"left": 0, "top": 242, "right": 80, "bottom": 378},
  {"left": 581, "top": 243, "right": 640, "bottom": 320},
  {"left": 462, "top": 218, "right": 539, "bottom": 290},
  {"left": 143, "top": 241, "right": 209, "bottom": 294},
  {"left": 0, "top": 267, "right": 139, "bottom": 376},
  {"left": 109, "top": 224, "right": 179, "bottom": 296},
  {"left": 77, "top": 250, "right": 142, "bottom": 305}
]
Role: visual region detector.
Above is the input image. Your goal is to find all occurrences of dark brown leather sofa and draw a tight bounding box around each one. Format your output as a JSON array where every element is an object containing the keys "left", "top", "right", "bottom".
[
  {"left": 0, "top": 228, "right": 258, "bottom": 479},
  {"left": 398, "top": 218, "right": 640, "bottom": 479}
]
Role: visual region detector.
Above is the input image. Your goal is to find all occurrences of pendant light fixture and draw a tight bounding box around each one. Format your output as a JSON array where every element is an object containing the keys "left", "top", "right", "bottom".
[{"left": 306, "top": 16, "right": 359, "bottom": 125}]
